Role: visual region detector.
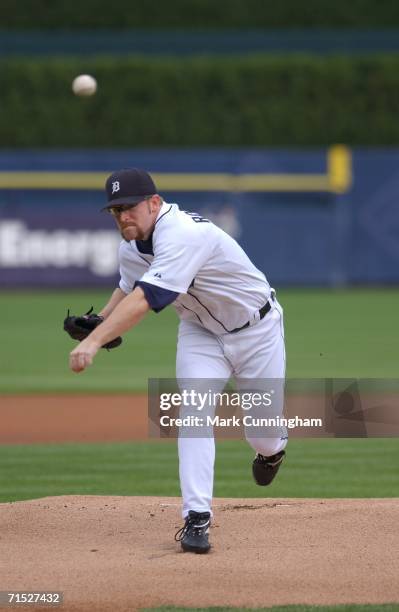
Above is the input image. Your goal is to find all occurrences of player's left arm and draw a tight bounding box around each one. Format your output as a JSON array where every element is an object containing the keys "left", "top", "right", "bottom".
[{"left": 69, "top": 286, "right": 150, "bottom": 373}]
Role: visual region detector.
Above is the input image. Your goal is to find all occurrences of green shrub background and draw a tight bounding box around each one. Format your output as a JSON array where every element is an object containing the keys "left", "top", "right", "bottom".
[
  {"left": 2, "top": 55, "right": 399, "bottom": 147},
  {"left": 2, "top": 0, "right": 399, "bottom": 29}
]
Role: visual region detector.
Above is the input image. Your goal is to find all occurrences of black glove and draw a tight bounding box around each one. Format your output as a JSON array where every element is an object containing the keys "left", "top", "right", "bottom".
[{"left": 63, "top": 307, "right": 122, "bottom": 350}]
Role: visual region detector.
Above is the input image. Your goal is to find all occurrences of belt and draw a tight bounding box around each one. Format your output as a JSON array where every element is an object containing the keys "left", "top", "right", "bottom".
[{"left": 230, "top": 300, "right": 272, "bottom": 334}]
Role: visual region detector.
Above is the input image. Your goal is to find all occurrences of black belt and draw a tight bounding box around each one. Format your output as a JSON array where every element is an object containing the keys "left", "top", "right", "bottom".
[{"left": 230, "top": 300, "right": 272, "bottom": 334}]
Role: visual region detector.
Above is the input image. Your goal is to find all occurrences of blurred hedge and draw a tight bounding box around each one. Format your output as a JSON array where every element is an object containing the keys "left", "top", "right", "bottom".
[
  {"left": 2, "top": 55, "right": 399, "bottom": 147},
  {"left": 3, "top": 0, "right": 399, "bottom": 28}
]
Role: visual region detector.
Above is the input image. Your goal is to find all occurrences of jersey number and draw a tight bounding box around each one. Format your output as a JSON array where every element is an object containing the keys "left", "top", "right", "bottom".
[{"left": 183, "top": 211, "right": 210, "bottom": 223}]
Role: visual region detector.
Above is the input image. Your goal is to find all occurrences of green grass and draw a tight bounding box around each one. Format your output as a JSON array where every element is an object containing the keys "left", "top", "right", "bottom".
[
  {"left": 0, "top": 289, "right": 397, "bottom": 505},
  {"left": 141, "top": 605, "right": 399, "bottom": 612},
  {"left": 0, "top": 289, "right": 178, "bottom": 393},
  {"left": 0, "top": 438, "right": 397, "bottom": 503},
  {"left": 0, "top": 288, "right": 398, "bottom": 393},
  {"left": 283, "top": 288, "right": 399, "bottom": 379}
]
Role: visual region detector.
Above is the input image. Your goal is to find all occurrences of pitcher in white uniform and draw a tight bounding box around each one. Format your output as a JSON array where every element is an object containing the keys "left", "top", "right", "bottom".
[{"left": 69, "top": 168, "right": 287, "bottom": 554}]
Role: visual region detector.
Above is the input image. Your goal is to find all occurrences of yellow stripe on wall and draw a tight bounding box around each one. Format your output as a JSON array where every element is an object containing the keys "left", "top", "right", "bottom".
[
  {"left": 328, "top": 145, "right": 352, "bottom": 194},
  {"left": 0, "top": 147, "right": 352, "bottom": 194}
]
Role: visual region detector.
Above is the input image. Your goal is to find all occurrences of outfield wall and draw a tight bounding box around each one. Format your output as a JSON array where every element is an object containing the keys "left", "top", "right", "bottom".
[{"left": 0, "top": 148, "right": 398, "bottom": 287}]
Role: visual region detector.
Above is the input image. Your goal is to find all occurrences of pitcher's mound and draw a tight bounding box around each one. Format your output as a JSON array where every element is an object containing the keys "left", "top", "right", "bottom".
[{"left": 1, "top": 496, "right": 398, "bottom": 611}]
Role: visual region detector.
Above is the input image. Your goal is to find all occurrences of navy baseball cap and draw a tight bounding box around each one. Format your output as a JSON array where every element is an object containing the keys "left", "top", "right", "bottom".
[{"left": 103, "top": 168, "right": 157, "bottom": 209}]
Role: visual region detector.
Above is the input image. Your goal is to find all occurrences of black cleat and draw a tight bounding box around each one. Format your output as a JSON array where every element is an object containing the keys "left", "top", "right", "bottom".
[
  {"left": 252, "top": 450, "right": 285, "bottom": 486},
  {"left": 175, "top": 510, "right": 211, "bottom": 554}
]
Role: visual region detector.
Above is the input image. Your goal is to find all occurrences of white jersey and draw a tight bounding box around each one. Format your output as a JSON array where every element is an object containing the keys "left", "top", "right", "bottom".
[{"left": 119, "top": 202, "right": 271, "bottom": 335}]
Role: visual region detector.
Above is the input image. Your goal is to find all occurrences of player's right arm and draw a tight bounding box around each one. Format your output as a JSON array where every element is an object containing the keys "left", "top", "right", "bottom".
[
  {"left": 69, "top": 286, "right": 150, "bottom": 373},
  {"left": 98, "top": 287, "right": 127, "bottom": 320}
]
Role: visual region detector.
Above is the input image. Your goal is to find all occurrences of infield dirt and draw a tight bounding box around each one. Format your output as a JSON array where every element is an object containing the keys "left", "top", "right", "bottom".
[
  {"left": 1, "top": 496, "right": 399, "bottom": 611},
  {"left": 1, "top": 395, "right": 399, "bottom": 611}
]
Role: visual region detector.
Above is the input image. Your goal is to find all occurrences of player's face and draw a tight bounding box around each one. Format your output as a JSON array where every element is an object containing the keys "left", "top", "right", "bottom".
[{"left": 110, "top": 196, "right": 161, "bottom": 241}]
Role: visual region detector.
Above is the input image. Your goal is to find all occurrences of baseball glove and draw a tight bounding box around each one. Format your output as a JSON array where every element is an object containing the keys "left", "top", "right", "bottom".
[{"left": 64, "top": 307, "right": 122, "bottom": 350}]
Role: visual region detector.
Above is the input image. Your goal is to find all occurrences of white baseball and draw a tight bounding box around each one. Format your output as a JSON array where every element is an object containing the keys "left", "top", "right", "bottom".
[{"left": 72, "top": 74, "right": 97, "bottom": 97}]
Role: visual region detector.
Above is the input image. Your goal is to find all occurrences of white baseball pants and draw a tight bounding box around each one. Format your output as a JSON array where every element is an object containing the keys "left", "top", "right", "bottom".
[{"left": 176, "top": 299, "right": 287, "bottom": 518}]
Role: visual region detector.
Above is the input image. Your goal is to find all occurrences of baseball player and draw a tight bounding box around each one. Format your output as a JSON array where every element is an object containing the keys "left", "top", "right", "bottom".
[{"left": 66, "top": 168, "right": 287, "bottom": 554}]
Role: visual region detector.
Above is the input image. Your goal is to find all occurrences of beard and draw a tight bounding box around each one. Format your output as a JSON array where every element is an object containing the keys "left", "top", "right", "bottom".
[{"left": 120, "top": 224, "right": 144, "bottom": 241}]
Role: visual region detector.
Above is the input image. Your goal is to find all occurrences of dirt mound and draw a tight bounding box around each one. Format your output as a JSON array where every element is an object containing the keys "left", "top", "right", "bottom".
[{"left": 1, "top": 496, "right": 398, "bottom": 611}]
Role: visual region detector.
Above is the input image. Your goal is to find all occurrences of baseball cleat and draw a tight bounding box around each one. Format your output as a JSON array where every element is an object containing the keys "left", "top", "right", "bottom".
[
  {"left": 175, "top": 510, "right": 211, "bottom": 554},
  {"left": 252, "top": 450, "right": 285, "bottom": 486}
]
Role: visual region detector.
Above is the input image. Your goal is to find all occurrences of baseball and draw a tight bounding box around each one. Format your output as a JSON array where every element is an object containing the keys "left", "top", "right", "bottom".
[{"left": 72, "top": 74, "right": 97, "bottom": 97}]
